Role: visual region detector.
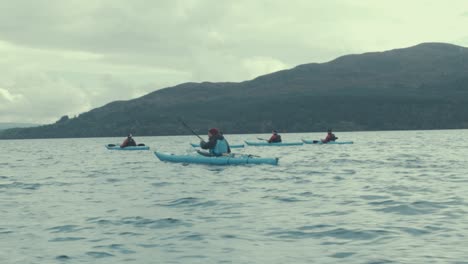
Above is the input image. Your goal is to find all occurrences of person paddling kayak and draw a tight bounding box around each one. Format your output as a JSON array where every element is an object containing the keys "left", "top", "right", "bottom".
[
  {"left": 321, "top": 129, "right": 338, "bottom": 143},
  {"left": 268, "top": 130, "right": 282, "bottom": 143},
  {"left": 200, "top": 128, "right": 231, "bottom": 156},
  {"left": 120, "top": 134, "right": 137, "bottom": 148}
]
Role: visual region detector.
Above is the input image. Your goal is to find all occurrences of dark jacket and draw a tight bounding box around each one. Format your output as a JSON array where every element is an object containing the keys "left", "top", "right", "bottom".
[
  {"left": 120, "top": 137, "right": 137, "bottom": 148},
  {"left": 268, "top": 134, "right": 282, "bottom": 143},
  {"left": 200, "top": 134, "right": 231, "bottom": 155},
  {"left": 322, "top": 133, "right": 337, "bottom": 143}
]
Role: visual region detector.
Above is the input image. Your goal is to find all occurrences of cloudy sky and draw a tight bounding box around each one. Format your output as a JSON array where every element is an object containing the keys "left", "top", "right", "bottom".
[{"left": 1, "top": 0, "right": 468, "bottom": 124}]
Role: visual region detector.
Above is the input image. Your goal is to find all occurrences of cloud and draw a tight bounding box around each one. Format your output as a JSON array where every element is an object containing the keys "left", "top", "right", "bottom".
[
  {"left": 242, "top": 57, "right": 289, "bottom": 79},
  {"left": 0, "top": 68, "right": 176, "bottom": 123},
  {"left": 0, "top": 88, "right": 22, "bottom": 102},
  {"left": 1, "top": 0, "right": 468, "bottom": 123},
  {"left": 0, "top": 39, "right": 191, "bottom": 123},
  {"left": 0, "top": 72, "right": 89, "bottom": 123}
]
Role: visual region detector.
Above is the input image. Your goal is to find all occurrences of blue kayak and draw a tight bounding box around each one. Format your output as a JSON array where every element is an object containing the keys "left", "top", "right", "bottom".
[
  {"left": 244, "top": 141, "right": 303, "bottom": 146},
  {"left": 190, "top": 143, "right": 245, "bottom": 148},
  {"left": 302, "top": 139, "right": 354, "bottom": 144},
  {"left": 105, "top": 144, "right": 150, "bottom": 150},
  {"left": 154, "top": 151, "right": 278, "bottom": 165}
]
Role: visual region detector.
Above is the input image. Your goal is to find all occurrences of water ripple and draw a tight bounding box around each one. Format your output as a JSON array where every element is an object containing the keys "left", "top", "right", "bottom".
[
  {"left": 49, "top": 237, "right": 86, "bottom": 242},
  {"left": 330, "top": 252, "right": 355, "bottom": 258},
  {"left": 396, "top": 227, "right": 430, "bottom": 236},
  {"left": 55, "top": 255, "right": 71, "bottom": 261},
  {"left": 360, "top": 195, "right": 391, "bottom": 200},
  {"left": 374, "top": 200, "right": 449, "bottom": 215},
  {"left": 86, "top": 251, "right": 114, "bottom": 258},
  {"left": 0, "top": 228, "right": 13, "bottom": 234},
  {"left": 180, "top": 233, "right": 204, "bottom": 241},
  {"left": 267, "top": 227, "right": 392, "bottom": 241},
  {"left": 158, "top": 197, "right": 218, "bottom": 207},
  {"left": 93, "top": 244, "right": 136, "bottom": 254},
  {"left": 262, "top": 195, "right": 304, "bottom": 203},
  {"left": 87, "top": 216, "right": 192, "bottom": 229},
  {"left": 375, "top": 204, "right": 430, "bottom": 215},
  {"left": 3, "top": 133, "right": 468, "bottom": 263},
  {"left": 47, "top": 225, "right": 89, "bottom": 233},
  {"left": 0, "top": 181, "right": 41, "bottom": 190}
]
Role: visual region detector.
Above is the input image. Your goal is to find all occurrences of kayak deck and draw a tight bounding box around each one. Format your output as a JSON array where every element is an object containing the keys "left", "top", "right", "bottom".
[
  {"left": 244, "top": 141, "right": 303, "bottom": 146},
  {"left": 301, "top": 139, "right": 354, "bottom": 144},
  {"left": 154, "top": 151, "right": 278, "bottom": 165},
  {"left": 190, "top": 143, "right": 245, "bottom": 148},
  {"left": 105, "top": 144, "right": 150, "bottom": 150}
]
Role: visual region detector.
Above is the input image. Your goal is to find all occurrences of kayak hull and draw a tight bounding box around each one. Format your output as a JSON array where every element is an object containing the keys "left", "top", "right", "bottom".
[
  {"left": 190, "top": 143, "right": 245, "bottom": 148},
  {"left": 106, "top": 144, "right": 150, "bottom": 150},
  {"left": 154, "top": 152, "right": 278, "bottom": 165},
  {"left": 302, "top": 139, "right": 353, "bottom": 145},
  {"left": 244, "top": 141, "right": 303, "bottom": 146}
]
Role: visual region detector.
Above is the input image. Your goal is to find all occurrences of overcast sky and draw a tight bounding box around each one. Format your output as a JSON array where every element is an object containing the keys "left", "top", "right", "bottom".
[{"left": 1, "top": 0, "right": 468, "bottom": 124}]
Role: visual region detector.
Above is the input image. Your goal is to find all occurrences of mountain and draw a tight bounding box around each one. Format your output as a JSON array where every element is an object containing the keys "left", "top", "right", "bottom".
[
  {"left": 2, "top": 42, "right": 468, "bottom": 139},
  {"left": 0, "top": 123, "right": 40, "bottom": 131}
]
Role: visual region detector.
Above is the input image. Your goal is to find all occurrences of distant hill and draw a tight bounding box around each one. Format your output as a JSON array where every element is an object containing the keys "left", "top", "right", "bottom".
[
  {"left": 0, "top": 123, "right": 39, "bottom": 131},
  {"left": 2, "top": 42, "right": 468, "bottom": 139}
]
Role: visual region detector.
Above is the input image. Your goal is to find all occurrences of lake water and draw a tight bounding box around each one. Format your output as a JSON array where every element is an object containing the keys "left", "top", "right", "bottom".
[{"left": 1, "top": 130, "right": 468, "bottom": 263}]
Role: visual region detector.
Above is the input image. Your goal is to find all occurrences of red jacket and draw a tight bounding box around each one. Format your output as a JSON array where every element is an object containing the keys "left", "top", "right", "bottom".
[
  {"left": 322, "top": 133, "right": 337, "bottom": 143},
  {"left": 268, "top": 134, "right": 282, "bottom": 143},
  {"left": 120, "top": 137, "right": 137, "bottom": 148}
]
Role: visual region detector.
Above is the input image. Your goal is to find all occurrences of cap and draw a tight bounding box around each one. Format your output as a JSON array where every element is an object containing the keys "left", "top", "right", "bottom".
[{"left": 208, "top": 128, "right": 219, "bottom": 135}]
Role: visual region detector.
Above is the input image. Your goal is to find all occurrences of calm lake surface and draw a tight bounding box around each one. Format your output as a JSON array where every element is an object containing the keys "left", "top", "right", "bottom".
[{"left": 1, "top": 130, "right": 468, "bottom": 263}]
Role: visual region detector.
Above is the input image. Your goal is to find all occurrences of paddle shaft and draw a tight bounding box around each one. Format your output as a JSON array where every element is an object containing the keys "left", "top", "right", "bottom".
[{"left": 178, "top": 118, "right": 204, "bottom": 141}]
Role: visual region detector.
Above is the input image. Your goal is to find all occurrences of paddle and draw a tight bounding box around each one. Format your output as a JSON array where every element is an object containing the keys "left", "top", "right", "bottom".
[
  {"left": 107, "top": 143, "right": 145, "bottom": 147},
  {"left": 257, "top": 137, "right": 269, "bottom": 141},
  {"left": 178, "top": 118, "right": 204, "bottom": 141}
]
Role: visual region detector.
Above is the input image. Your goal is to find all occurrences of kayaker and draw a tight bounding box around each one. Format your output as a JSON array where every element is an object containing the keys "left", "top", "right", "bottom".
[
  {"left": 120, "top": 134, "right": 137, "bottom": 148},
  {"left": 268, "top": 130, "right": 282, "bottom": 143},
  {"left": 322, "top": 129, "right": 338, "bottom": 143},
  {"left": 200, "top": 128, "right": 231, "bottom": 156}
]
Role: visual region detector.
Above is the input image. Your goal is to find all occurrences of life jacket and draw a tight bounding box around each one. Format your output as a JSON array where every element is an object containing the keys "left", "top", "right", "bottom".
[
  {"left": 274, "top": 135, "right": 282, "bottom": 142},
  {"left": 211, "top": 138, "right": 229, "bottom": 156},
  {"left": 324, "top": 133, "right": 337, "bottom": 143},
  {"left": 269, "top": 134, "right": 282, "bottom": 143},
  {"left": 127, "top": 138, "right": 137, "bottom": 146}
]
